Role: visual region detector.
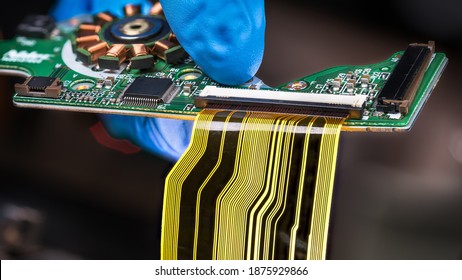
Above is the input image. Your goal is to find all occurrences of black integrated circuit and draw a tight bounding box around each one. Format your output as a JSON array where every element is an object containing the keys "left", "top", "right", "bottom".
[{"left": 122, "top": 77, "right": 177, "bottom": 107}]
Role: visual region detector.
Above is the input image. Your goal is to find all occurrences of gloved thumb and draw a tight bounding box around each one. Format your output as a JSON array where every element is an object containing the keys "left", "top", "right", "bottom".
[{"left": 159, "top": 0, "right": 266, "bottom": 85}]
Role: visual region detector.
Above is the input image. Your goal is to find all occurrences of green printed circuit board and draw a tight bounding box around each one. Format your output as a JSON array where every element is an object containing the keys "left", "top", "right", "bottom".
[{"left": 0, "top": 13, "right": 447, "bottom": 132}]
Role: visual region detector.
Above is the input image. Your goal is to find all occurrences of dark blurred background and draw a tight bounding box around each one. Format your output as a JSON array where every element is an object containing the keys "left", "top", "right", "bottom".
[{"left": 0, "top": 0, "right": 461, "bottom": 259}]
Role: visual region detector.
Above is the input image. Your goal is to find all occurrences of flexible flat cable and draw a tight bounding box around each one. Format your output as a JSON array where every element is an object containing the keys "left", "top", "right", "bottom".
[{"left": 161, "top": 110, "right": 344, "bottom": 260}]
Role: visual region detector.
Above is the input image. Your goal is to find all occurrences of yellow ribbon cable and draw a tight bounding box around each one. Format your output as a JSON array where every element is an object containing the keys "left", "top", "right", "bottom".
[{"left": 161, "top": 110, "right": 344, "bottom": 260}]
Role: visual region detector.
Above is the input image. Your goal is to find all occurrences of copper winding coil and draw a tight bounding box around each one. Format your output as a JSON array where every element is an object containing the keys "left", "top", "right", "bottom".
[
  {"left": 124, "top": 4, "right": 142, "bottom": 17},
  {"left": 96, "top": 12, "right": 115, "bottom": 25},
  {"left": 79, "top": 24, "right": 101, "bottom": 33},
  {"left": 72, "top": 5, "right": 178, "bottom": 67},
  {"left": 76, "top": 35, "right": 100, "bottom": 48},
  {"left": 168, "top": 33, "right": 179, "bottom": 44},
  {"left": 87, "top": 42, "right": 108, "bottom": 62},
  {"left": 153, "top": 39, "right": 176, "bottom": 59},
  {"left": 107, "top": 44, "right": 127, "bottom": 57},
  {"left": 107, "top": 44, "right": 128, "bottom": 63},
  {"left": 149, "top": 2, "right": 163, "bottom": 15},
  {"left": 131, "top": 44, "right": 149, "bottom": 57},
  {"left": 77, "top": 24, "right": 101, "bottom": 37}
]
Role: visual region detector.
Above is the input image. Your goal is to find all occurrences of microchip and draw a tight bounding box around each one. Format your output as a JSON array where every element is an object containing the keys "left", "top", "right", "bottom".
[
  {"left": 122, "top": 77, "right": 177, "bottom": 107},
  {"left": 15, "top": 76, "right": 62, "bottom": 98},
  {"left": 16, "top": 15, "right": 56, "bottom": 39}
]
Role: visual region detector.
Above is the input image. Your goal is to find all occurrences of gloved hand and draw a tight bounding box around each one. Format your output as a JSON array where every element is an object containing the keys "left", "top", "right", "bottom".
[{"left": 52, "top": 0, "right": 265, "bottom": 161}]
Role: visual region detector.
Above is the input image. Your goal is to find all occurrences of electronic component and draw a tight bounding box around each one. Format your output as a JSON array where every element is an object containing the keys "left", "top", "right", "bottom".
[
  {"left": 168, "top": 33, "right": 179, "bottom": 44},
  {"left": 98, "top": 44, "right": 128, "bottom": 69},
  {"left": 77, "top": 24, "right": 101, "bottom": 37},
  {"left": 183, "top": 83, "right": 193, "bottom": 95},
  {"left": 376, "top": 42, "right": 434, "bottom": 114},
  {"left": 332, "top": 78, "right": 342, "bottom": 91},
  {"left": 122, "top": 77, "right": 177, "bottom": 107},
  {"left": 16, "top": 15, "right": 55, "bottom": 39},
  {"left": 95, "top": 12, "right": 117, "bottom": 26},
  {"left": 74, "top": 7, "right": 171, "bottom": 69},
  {"left": 129, "top": 44, "right": 155, "bottom": 69},
  {"left": 124, "top": 4, "right": 142, "bottom": 17},
  {"left": 153, "top": 39, "right": 186, "bottom": 64},
  {"left": 346, "top": 79, "right": 356, "bottom": 93},
  {"left": 104, "top": 77, "right": 114, "bottom": 88},
  {"left": 76, "top": 42, "right": 108, "bottom": 64},
  {"left": 194, "top": 86, "right": 366, "bottom": 119},
  {"left": 15, "top": 77, "right": 62, "bottom": 98},
  {"left": 75, "top": 35, "right": 100, "bottom": 49},
  {"left": 149, "top": 2, "right": 164, "bottom": 15},
  {"left": 360, "top": 74, "right": 370, "bottom": 87}
]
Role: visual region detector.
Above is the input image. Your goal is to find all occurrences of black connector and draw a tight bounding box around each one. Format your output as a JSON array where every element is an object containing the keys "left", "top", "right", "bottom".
[{"left": 16, "top": 15, "right": 55, "bottom": 39}]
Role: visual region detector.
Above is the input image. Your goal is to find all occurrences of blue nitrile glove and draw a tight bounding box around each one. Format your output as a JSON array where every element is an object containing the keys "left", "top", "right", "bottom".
[{"left": 52, "top": 0, "right": 265, "bottom": 161}]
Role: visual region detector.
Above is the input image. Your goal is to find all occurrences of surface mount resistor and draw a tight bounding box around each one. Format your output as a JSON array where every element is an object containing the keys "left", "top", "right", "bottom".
[
  {"left": 360, "top": 74, "right": 370, "bottom": 87},
  {"left": 332, "top": 78, "right": 342, "bottom": 91},
  {"left": 346, "top": 79, "right": 356, "bottom": 93},
  {"left": 183, "top": 82, "right": 193, "bottom": 95}
]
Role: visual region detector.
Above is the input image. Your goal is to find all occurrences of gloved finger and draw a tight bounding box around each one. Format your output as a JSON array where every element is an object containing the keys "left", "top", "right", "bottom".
[
  {"left": 51, "top": 0, "right": 153, "bottom": 21},
  {"left": 88, "top": 0, "right": 153, "bottom": 18},
  {"left": 100, "top": 114, "right": 193, "bottom": 162},
  {"left": 160, "top": 0, "right": 266, "bottom": 85},
  {"left": 51, "top": 0, "right": 91, "bottom": 21}
]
